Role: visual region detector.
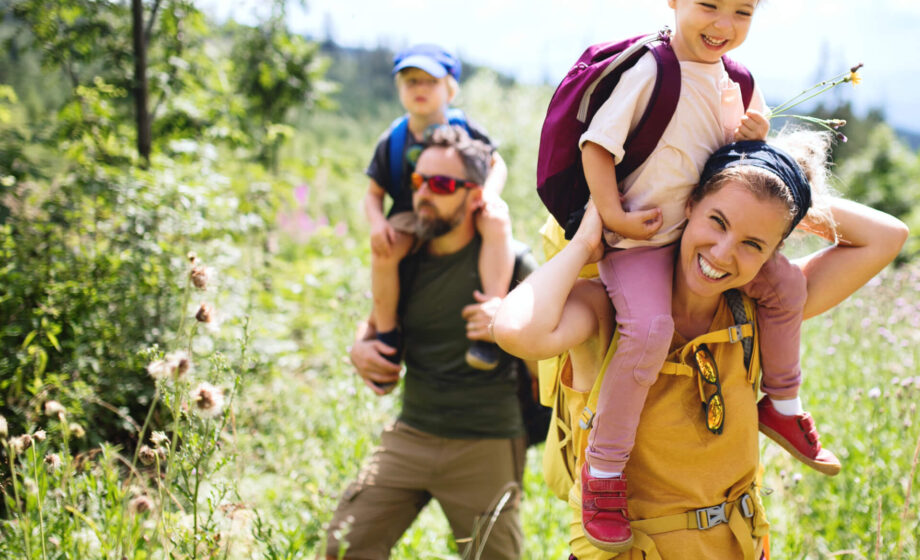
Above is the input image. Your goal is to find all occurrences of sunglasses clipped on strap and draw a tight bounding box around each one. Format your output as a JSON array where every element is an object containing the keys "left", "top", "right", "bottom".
[
  {"left": 410, "top": 172, "right": 480, "bottom": 195},
  {"left": 693, "top": 343, "right": 725, "bottom": 435}
]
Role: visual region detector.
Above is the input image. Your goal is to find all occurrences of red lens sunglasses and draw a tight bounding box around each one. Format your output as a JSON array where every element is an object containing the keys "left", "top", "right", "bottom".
[{"left": 410, "top": 172, "right": 480, "bottom": 194}]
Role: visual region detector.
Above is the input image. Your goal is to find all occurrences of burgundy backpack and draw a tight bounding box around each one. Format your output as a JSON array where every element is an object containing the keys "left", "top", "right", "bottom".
[{"left": 536, "top": 28, "right": 754, "bottom": 238}]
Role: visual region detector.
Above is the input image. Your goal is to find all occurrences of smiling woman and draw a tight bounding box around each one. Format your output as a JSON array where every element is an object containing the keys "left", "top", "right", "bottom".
[{"left": 493, "top": 129, "right": 908, "bottom": 559}]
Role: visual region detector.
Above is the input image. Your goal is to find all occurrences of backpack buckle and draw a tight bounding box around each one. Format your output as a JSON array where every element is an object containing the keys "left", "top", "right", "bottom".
[
  {"left": 739, "top": 493, "right": 754, "bottom": 519},
  {"left": 695, "top": 503, "right": 728, "bottom": 530},
  {"left": 727, "top": 324, "right": 744, "bottom": 344},
  {"left": 657, "top": 26, "right": 672, "bottom": 43}
]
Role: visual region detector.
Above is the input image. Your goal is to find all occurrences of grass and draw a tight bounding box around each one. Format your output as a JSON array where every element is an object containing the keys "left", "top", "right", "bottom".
[{"left": 1, "top": 72, "right": 918, "bottom": 558}]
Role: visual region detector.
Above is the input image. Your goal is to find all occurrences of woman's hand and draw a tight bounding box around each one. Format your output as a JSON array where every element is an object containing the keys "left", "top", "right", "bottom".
[{"left": 570, "top": 200, "right": 607, "bottom": 264}]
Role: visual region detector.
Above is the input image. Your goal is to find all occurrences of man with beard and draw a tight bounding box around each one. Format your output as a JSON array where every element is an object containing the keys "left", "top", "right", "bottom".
[{"left": 326, "top": 126, "right": 537, "bottom": 560}]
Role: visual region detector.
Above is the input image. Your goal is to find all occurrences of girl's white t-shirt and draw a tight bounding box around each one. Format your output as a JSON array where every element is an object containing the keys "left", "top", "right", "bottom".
[{"left": 579, "top": 51, "right": 767, "bottom": 249}]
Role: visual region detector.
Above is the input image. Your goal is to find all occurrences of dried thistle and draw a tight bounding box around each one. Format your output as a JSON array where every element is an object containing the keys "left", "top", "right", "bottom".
[
  {"left": 138, "top": 445, "right": 157, "bottom": 466},
  {"left": 44, "top": 400, "right": 67, "bottom": 421},
  {"left": 0, "top": 415, "right": 7, "bottom": 439},
  {"left": 32, "top": 429, "right": 46, "bottom": 443},
  {"left": 10, "top": 434, "right": 32, "bottom": 455},
  {"left": 190, "top": 265, "right": 210, "bottom": 289},
  {"left": 150, "top": 431, "right": 169, "bottom": 447},
  {"left": 190, "top": 382, "right": 225, "bottom": 419},
  {"left": 195, "top": 303, "right": 213, "bottom": 324},
  {"left": 129, "top": 495, "right": 154, "bottom": 515},
  {"left": 44, "top": 453, "right": 62, "bottom": 470},
  {"left": 68, "top": 423, "right": 86, "bottom": 439}
]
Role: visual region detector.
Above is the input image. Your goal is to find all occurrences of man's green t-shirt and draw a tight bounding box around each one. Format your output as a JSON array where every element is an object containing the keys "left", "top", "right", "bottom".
[{"left": 398, "top": 236, "right": 537, "bottom": 439}]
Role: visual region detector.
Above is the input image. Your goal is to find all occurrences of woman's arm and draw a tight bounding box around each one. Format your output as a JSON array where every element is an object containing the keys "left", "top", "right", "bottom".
[
  {"left": 796, "top": 198, "right": 909, "bottom": 319},
  {"left": 493, "top": 201, "right": 608, "bottom": 360}
]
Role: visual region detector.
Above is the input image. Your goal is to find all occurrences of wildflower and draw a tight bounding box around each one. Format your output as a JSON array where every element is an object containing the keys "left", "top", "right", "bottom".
[
  {"left": 190, "top": 265, "right": 210, "bottom": 289},
  {"left": 32, "top": 429, "right": 46, "bottom": 443},
  {"left": 147, "top": 359, "right": 171, "bottom": 380},
  {"left": 766, "top": 62, "right": 865, "bottom": 137},
  {"left": 129, "top": 495, "right": 155, "bottom": 514},
  {"left": 847, "top": 63, "right": 864, "bottom": 85},
  {"left": 10, "top": 434, "right": 32, "bottom": 455},
  {"left": 68, "top": 423, "right": 86, "bottom": 438},
  {"left": 0, "top": 415, "right": 7, "bottom": 438},
  {"left": 190, "top": 382, "right": 225, "bottom": 419},
  {"left": 187, "top": 251, "right": 198, "bottom": 264},
  {"left": 165, "top": 351, "right": 193, "bottom": 378},
  {"left": 138, "top": 445, "right": 157, "bottom": 466},
  {"left": 44, "top": 400, "right": 67, "bottom": 421},
  {"left": 836, "top": 133, "right": 848, "bottom": 143},
  {"left": 792, "top": 473, "right": 802, "bottom": 484},
  {"left": 150, "top": 431, "right": 169, "bottom": 447},
  {"left": 195, "top": 303, "right": 213, "bottom": 323},
  {"left": 868, "top": 387, "right": 882, "bottom": 399},
  {"left": 44, "top": 453, "right": 62, "bottom": 470}
]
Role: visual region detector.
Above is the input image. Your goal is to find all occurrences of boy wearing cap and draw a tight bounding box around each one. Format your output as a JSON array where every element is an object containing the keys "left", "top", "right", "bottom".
[{"left": 363, "top": 44, "right": 512, "bottom": 373}]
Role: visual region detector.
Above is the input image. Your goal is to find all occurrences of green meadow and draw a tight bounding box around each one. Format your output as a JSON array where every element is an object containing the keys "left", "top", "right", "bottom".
[{"left": 1, "top": 3, "right": 919, "bottom": 558}]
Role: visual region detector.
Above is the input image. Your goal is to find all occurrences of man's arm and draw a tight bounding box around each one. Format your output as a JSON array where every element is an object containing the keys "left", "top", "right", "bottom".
[{"left": 349, "top": 318, "right": 402, "bottom": 395}]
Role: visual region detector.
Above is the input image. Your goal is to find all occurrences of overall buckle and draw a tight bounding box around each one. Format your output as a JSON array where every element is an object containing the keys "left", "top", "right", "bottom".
[{"left": 695, "top": 503, "right": 728, "bottom": 529}]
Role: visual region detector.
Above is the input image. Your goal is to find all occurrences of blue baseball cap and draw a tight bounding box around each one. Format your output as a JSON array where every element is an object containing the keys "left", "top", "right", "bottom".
[{"left": 392, "top": 44, "right": 461, "bottom": 80}]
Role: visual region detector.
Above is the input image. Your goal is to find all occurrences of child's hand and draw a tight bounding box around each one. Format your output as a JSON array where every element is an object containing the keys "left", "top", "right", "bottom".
[
  {"left": 606, "top": 207, "right": 663, "bottom": 241},
  {"left": 370, "top": 220, "right": 397, "bottom": 257},
  {"left": 474, "top": 191, "right": 512, "bottom": 242},
  {"left": 734, "top": 109, "right": 770, "bottom": 141}
]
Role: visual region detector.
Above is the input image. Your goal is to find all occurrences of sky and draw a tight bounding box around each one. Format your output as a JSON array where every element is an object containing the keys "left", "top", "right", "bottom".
[{"left": 205, "top": 0, "right": 920, "bottom": 134}]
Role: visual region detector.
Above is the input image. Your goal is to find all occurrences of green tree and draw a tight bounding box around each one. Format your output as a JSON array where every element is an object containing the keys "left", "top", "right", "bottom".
[{"left": 836, "top": 124, "right": 920, "bottom": 260}]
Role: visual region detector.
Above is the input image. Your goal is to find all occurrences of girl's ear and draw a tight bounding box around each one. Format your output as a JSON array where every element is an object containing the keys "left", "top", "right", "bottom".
[{"left": 685, "top": 198, "right": 695, "bottom": 220}]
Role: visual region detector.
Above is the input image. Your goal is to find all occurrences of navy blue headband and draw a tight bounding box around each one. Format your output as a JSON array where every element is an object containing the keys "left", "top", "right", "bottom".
[{"left": 699, "top": 140, "right": 812, "bottom": 233}]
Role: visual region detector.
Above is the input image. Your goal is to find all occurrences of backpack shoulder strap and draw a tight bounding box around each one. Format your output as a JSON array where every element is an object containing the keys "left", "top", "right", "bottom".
[
  {"left": 723, "top": 288, "right": 754, "bottom": 372},
  {"left": 616, "top": 40, "right": 682, "bottom": 179},
  {"left": 387, "top": 114, "right": 410, "bottom": 199},
  {"left": 446, "top": 107, "right": 471, "bottom": 133},
  {"left": 388, "top": 109, "right": 471, "bottom": 197},
  {"left": 722, "top": 56, "right": 755, "bottom": 110}
]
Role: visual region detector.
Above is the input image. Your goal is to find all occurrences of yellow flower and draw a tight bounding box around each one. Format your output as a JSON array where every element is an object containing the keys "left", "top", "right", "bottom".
[{"left": 848, "top": 71, "right": 861, "bottom": 85}]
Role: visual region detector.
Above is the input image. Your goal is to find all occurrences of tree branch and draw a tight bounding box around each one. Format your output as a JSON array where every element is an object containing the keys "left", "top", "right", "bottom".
[{"left": 144, "top": 0, "right": 164, "bottom": 44}]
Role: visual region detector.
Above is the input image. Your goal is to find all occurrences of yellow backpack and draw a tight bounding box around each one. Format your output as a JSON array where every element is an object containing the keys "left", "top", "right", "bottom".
[{"left": 538, "top": 289, "right": 757, "bottom": 502}]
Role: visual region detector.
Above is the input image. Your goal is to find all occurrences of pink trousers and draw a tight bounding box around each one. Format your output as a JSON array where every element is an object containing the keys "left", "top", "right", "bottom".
[{"left": 587, "top": 246, "right": 806, "bottom": 473}]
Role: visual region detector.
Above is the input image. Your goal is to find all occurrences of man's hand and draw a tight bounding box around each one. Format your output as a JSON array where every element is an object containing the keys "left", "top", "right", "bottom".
[
  {"left": 734, "top": 109, "right": 770, "bottom": 141},
  {"left": 349, "top": 338, "right": 402, "bottom": 395},
  {"left": 462, "top": 290, "right": 503, "bottom": 341}
]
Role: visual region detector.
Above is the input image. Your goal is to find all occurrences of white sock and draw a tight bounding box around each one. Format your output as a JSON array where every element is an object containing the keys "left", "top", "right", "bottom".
[
  {"left": 589, "top": 466, "right": 622, "bottom": 479},
  {"left": 770, "top": 396, "right": 803, "bottom": 416}
]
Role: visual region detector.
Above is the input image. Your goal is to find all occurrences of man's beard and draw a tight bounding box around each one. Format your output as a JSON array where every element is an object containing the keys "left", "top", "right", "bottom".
[{"left": 415, "top": 196, "right": 468, "bottom": 241}]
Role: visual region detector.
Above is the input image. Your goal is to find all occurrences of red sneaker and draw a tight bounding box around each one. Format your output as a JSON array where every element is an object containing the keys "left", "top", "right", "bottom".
[
  {"left": 581, "top": 462, "right": 633, "bottom": 553},
  {"left": 758, "top": 396, "right": 841, "bottom": 476}
]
